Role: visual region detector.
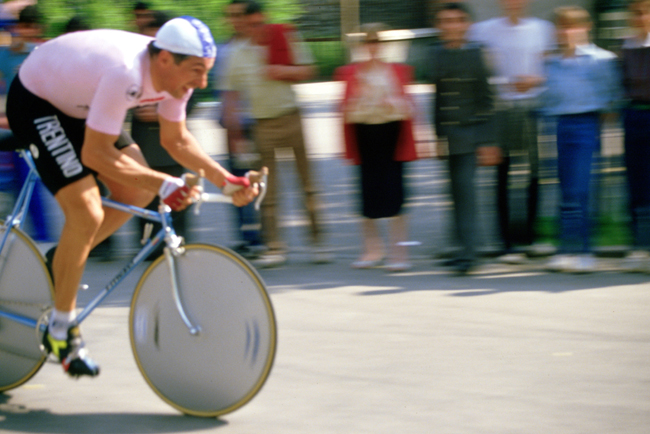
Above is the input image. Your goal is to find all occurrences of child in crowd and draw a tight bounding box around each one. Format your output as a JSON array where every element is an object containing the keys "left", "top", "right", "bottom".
[
  {"left": 425, "top": 2, "right": 500, "bottom": 274},
  {"left": 542, "top": 6, "right": 622, "bottom": 273}
]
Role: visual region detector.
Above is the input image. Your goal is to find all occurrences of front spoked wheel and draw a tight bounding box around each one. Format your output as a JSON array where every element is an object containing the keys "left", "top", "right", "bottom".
[
  {"left": 0, "top": 225, "right": 54, "bottom": 392},
  {"left": 129, "top": 244, "right": 277, "bottom": 417}
]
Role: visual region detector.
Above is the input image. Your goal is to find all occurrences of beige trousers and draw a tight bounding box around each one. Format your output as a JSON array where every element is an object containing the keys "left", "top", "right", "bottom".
[{"left": 254, "top": 110, "right": 321, "bottom": 251}]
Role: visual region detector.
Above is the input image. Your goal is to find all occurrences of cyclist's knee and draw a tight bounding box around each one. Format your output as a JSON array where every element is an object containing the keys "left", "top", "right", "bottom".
[
  {"left": 122, "top": 188, "right": 155, "bottom": 208},
  {"left": 73, "top": 200, "right": 105, "bottom": 234},
  {"left": 59, "top": 194, "right": 104, "bottom": 236},
  {"left": 103, "top": 181, "right": 155, "bottom": 207},
  {"left": 137, "top": 189, "right": 156, "bottom": 207}
]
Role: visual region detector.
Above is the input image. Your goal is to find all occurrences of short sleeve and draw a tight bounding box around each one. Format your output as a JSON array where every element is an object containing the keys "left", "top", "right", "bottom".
[{"left": 85, "top": 69, "right": 134, "bottom": 135}]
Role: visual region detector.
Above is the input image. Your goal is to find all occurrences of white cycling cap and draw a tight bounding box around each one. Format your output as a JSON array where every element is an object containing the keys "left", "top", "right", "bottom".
[{"left": 153, "top": 16, "right": 217, "bottom": 58}]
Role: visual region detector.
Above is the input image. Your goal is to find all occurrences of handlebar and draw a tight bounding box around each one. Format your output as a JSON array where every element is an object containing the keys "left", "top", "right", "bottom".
[{"left": 192, "top": 167, "right": 268, "bottom": 215}]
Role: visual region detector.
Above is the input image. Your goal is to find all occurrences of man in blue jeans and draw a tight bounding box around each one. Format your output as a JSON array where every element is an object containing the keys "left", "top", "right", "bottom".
[{"left": 620, "top": 0, "right": 650, "bottom": 272}]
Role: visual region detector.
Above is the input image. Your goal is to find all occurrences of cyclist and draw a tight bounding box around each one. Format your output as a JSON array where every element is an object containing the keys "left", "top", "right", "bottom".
[{"left": 5, "top": 16, "right": 259, "bottom": 377}]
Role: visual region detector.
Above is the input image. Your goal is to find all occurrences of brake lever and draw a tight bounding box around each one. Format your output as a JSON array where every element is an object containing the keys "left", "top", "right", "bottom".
[
  {"left": 192, "top": 172, "right": 206, "bottom": 216},
  {"left": 253, "top": 170, "right": 268, "bottom": 211}
]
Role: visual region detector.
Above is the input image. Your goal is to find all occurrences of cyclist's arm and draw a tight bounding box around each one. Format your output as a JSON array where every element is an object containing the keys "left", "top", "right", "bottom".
[
  {"left": 158, "top": 117, "right": 259, "bottom": 206},
  {"left": 81, "top": 126, "right": 167, "bottom": 193},
  {"left": 158, "top": 116, "right": 231, "bottom": 188}
]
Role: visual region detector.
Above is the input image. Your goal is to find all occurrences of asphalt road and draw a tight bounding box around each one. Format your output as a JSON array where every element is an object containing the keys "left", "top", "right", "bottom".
[{"left": 1, "top": 257, "right": 649, "bottom": 434}]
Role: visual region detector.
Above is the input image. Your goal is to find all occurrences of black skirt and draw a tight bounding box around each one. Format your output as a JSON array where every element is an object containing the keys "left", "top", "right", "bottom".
[{"left": 354, "top": 121, "right": 405, "bottom": 219}]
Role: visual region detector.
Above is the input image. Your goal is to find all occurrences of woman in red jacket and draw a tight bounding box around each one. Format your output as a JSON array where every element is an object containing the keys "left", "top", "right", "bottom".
[{"left": 335, "top": 23, "right": 418, "bottom": 272}]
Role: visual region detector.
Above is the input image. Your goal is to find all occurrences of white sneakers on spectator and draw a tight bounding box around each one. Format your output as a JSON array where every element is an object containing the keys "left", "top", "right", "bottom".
[
  {"left": 547, "top": 254, "right": 573, "bottom": 272},
  {"left": 252, "top": 251, "right": 287, "bottom": 268},
  {"left": 621, "top": 250, "right": 650, "bottom": 273},
  {"left": 251, "top": 244, "right": 334, "bottom": 268},
  {"left": 546, "top": 254, "right": 596, "bottom": 273},
  {"left": 497, "top": 252, "right": 527, "bottom": 264}
]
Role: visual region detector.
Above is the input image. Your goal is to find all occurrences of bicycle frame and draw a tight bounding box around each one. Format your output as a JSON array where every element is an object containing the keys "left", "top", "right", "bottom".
[{"left": 0, "top": 149, "right": 197, "bottom": 335}]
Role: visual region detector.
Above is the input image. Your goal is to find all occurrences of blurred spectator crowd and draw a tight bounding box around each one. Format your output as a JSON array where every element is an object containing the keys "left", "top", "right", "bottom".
[{"left": 1, "top": 0, "right": 650, "bottom": 276}]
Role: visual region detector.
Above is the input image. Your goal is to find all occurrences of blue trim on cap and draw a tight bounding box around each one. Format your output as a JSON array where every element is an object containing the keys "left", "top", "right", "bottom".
[{"left": 179, "top": 15, "right": 216, "bottom": 58}]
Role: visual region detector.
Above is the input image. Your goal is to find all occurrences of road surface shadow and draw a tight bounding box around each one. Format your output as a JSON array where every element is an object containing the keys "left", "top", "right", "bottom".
[{"left": 0, "top": 393, "right": 226, "bottom": 433}]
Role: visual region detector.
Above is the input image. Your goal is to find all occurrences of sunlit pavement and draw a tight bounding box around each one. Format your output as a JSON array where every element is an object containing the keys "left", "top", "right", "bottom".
[{"left": 2, "top": 83, "right": 649, "bottom": 434}]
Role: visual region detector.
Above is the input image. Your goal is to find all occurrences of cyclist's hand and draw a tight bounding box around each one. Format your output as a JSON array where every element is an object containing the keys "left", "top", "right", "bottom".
[
  {"left": 222, "top": 167, "right": 267, "bottom": 207},
  {"left": 159, "top": 176, "right": 200, "bottom": 211},
  {"left": 221, "top": 173, "right": 254, "bottom": 207},
  {"left": 221, "top": 173, "right": 250, "bottom": 195},
  {"left": 232, "top": 183, "right": 259, "bottom": 207}
]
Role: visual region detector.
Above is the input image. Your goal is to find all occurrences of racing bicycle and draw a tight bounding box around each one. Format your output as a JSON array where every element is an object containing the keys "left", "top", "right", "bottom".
[{"left": 0, "top": 149, "right": 276, "bottom": 417}]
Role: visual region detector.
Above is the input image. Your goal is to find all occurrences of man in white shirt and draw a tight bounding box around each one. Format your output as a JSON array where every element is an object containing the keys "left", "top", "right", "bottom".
[
  {"left": 469, "top": 0, "right": 555, "bottom": 262},
  {"left": 220, "top": 1, "right": 328, "bottom": 267}
]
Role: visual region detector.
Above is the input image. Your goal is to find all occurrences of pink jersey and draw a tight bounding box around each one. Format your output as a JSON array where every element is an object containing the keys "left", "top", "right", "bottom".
[{"left": 18, "top": 29, "right": 191, "bottom": 135}]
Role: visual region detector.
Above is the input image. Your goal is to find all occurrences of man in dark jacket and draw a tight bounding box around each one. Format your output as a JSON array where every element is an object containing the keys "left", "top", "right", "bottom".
[{"left": 425, "top": 2, "right": 500, "bottom": 274}]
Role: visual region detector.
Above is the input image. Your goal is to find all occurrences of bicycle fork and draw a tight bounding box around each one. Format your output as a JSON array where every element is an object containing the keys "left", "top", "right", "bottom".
[{"left": 160, "top": 203, "right": 201, "bottom": 336}]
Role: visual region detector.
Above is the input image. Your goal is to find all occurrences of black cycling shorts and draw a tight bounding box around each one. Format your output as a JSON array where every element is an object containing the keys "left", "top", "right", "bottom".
[{"left": 6, "top": 76, "right": 134, "bottom": 195}]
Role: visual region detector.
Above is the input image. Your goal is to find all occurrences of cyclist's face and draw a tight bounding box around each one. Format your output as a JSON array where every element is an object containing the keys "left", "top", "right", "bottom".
[{"left": 161, "top": 54, "right": 214, "bottom": 98}]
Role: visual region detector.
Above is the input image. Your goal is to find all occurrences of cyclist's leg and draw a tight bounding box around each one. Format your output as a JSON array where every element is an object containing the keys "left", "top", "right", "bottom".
[
  {"left": 6, "top": 75, "right": 101, "bottom": 376},
  {"left": 92, "top": 144, "right": 156, "bottom": 249},
  {"left": 46, "top": 175, "right": 103, "bottom": 376},
  {"left": 52, "top": 176, "right": 104, "bottom": 311}
]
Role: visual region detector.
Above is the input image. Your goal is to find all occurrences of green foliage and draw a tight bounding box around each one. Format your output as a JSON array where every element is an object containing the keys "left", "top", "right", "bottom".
[
  {"left": 38, "top": 0, "right": 303, "bottom": 41},
  {"left": 307, "top": 39, "right": 346, "bottom": 80}
]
